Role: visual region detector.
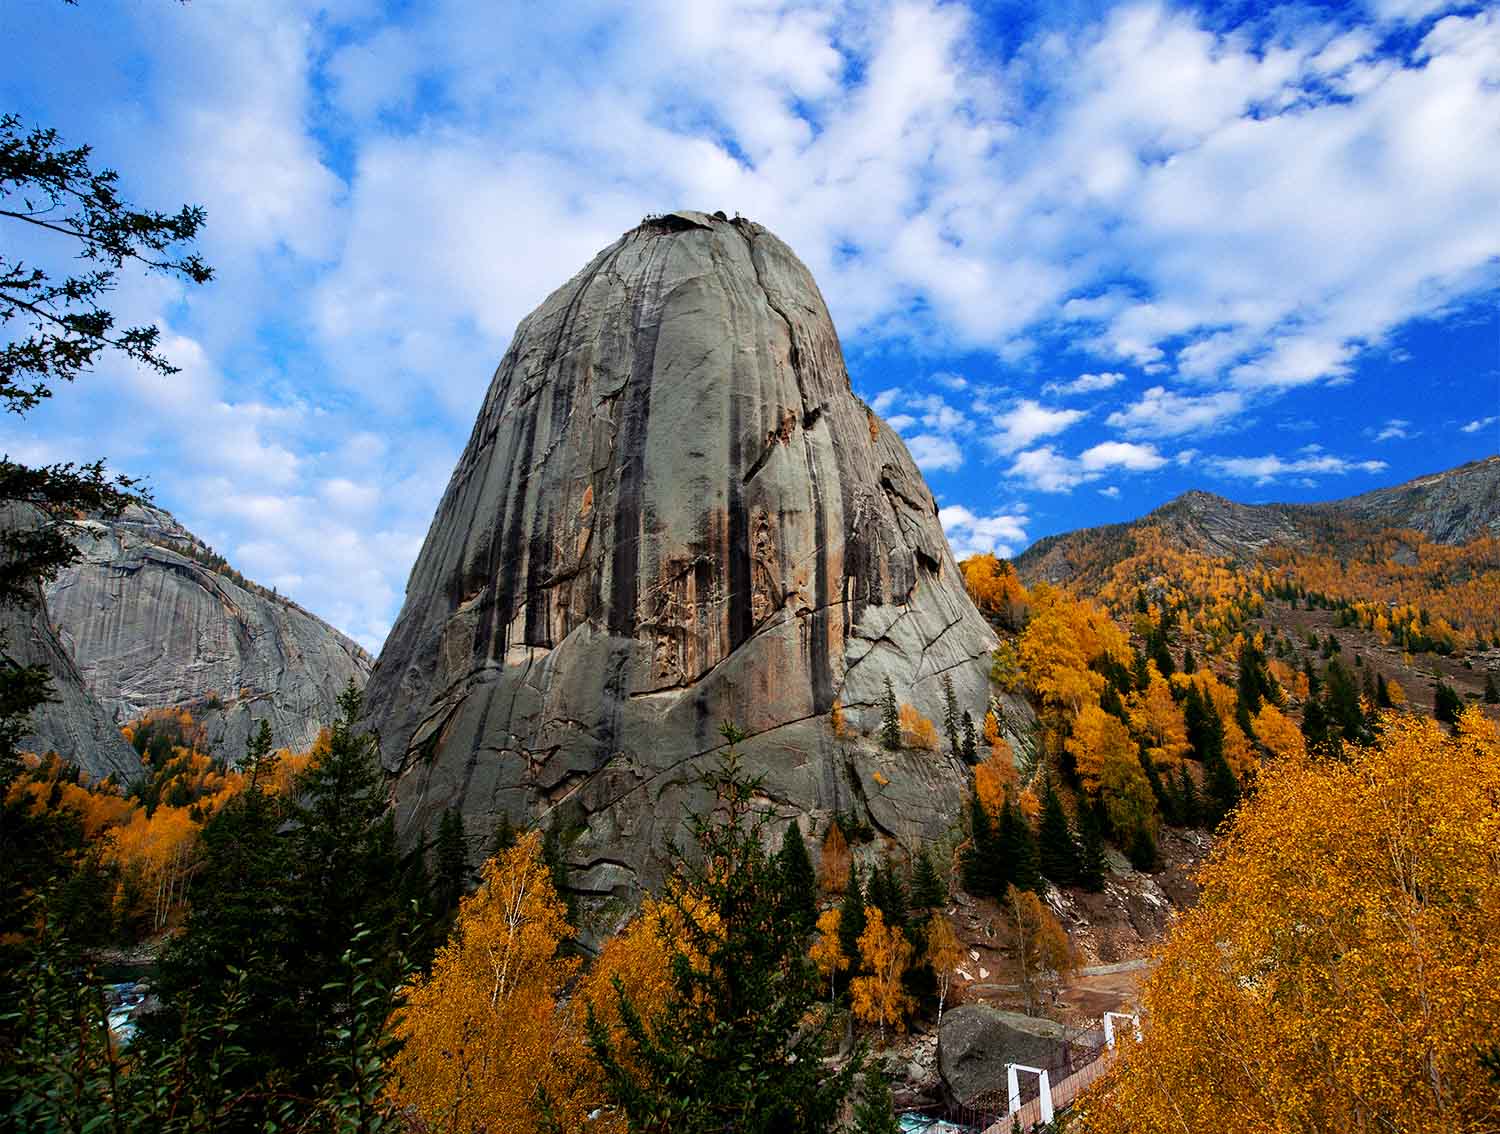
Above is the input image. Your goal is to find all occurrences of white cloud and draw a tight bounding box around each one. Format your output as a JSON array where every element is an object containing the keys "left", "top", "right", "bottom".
[
  {"left": 939, "top": 504, "right": 1029, "bottom": 560},
  {"left": 989, "top": 400, "right": 1086, "bottom": 456},
  {"left": 1372, "top": 418, "right": 1413, "bottom": 442},
  {"left": 1460, "top": 416, "right": 1497, "bottom": 434},
  {"left": 1098, "top": 485, "right": 1121, "bottom": 498},
  {"left": 1079, "top": 441, "right": 1168, "bottom": 472},
  {"left": 1208, "top": 452, "right": 1389, "bottom": 485},
  {"left": 1008, "top": 446, "right": 1088, "bottom": 493},
  {"left": 906, "top": 434, "right": 964, "bottom": 472},
  {"left": 1107, "top": 386, "right": 1245, "bottom": 438},
  {"left": 1043, "top": 371, "right": 1125, "bottom": 397}
]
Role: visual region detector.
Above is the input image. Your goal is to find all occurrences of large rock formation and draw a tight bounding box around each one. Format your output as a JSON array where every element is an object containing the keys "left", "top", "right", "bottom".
[
  {"left": 45, "top": 504, "right": 372, "bottom": 759},
  {"left": 366, "top": 211, "right": 1002, "bottom": 927},
  {"left": 3, "top": 504, "right": 138, "bottom": 781}
]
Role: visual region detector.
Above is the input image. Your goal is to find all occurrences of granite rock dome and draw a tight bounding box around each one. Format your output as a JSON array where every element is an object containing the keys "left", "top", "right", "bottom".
[{"left": 365, "top": 211, "right": 1006, "bottom": 928}]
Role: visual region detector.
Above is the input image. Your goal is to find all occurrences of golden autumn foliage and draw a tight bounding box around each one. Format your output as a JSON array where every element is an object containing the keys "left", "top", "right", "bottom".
[
  {"left": 973, "top": 745, "right": 1018, "bottom": 819},
  {"left": 960, "top": 552, "right": 1029, "bottom": 626},
  {"left": 1065, "top": 703, "right": 1136, "bottom": 794},
  {"left": 925, "top": 912, "right": 964, "bottom": 1024},
  {"left": 850, "top": 908, "right": 913, "bottom": 1039},
  {"left": 1079, "top": 710, "right": 1500, "bottom": 1134},
  {"left": 829, "top": 698, "right": 846, "bottom": 738},
  {"left": 899, "top": 703, "right": 939, "bottom": 751},
  {"left": 1006, "top": 884, "right": 1077, "bottom": 1015},
  {"left": 1251, "top": 702, "right": 1306, "bottom": 760},
  {"left": 1128, "top": 672, "right": 1189, "bottom": 771},
  {"left": 809, "top": 907, "right": 847, "bottom": 1002},
  {"left": 391, "top": 831, "right": 579, "bottom": 1134},
  {"left": 818, "top": 822, "right": 851, "bottom": 894}
]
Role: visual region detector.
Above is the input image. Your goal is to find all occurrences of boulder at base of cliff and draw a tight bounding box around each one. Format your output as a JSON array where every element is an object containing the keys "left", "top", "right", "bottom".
[{"left": 937, "top": 1004, "right": 1070, "bottom": 1110}]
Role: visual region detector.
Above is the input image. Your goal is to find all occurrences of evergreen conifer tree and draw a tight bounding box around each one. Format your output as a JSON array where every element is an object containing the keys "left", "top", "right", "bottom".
[
  {"left": 433, "top": 807, "right": 467, "bottom": 917},
  {"left": 1485, "top": 670, "right": 1499, "bottom": 705},
  {"left": 1177, "top": 763, "right": 1199, "bottom": 828},
  {"left": 942, "top": 673, "right": 961, "bottom": 755},
  {"left": 1075, "top": 803, "right": 1108, "bottom": 891},
  {"left": 851, "top": 1072, "right": 901, "bottom": 1134},
  {"left": 880, "top": 677, "right": 902, "bottom": 751},
  {"left": 1202, "top": 745, "right": 1241, "bottom": 830},
  {"left": 1434, "top": 680, "right": 1463, "bottom": 727},
  {"left": 960, "top": 793, "right": 998, "bottom": 899},
  {"left": 583, "top": 724, "right": 856, "bottom": 1131},
  {"left": 960, "top": 710, "right": 977, "bottom": 763},
  {"left": 775, "top": 822, "right": 818, "bottom": 934},
  {"left": 998, "top": 797, "right": 1042, "bottom": 894},
  {"left": 838, "top": 864, "right": 867, "bottom": 969},
  {"left": 1036, "top": 777, "right": 1079, "bottom": 886},
  {"left": 910, "top": 848, "right": 946, "bottom": 910},
  {"left": 1182, "top": 645, "right": 1197, "bottom": 674},
  {"left": 1127, "top": 825, "right": 1158, "bottom": 872}
]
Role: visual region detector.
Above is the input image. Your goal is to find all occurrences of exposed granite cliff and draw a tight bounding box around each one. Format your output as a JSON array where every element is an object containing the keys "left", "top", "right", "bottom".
[
  {"left": 364, "top": 211, "right": 1005, "bottom": 930},
  {"left": 3, "top": 503, "right": 139, "bottom": 781},
  {"left": 45, "top": 504, "right": 372, "bottom": 760}
]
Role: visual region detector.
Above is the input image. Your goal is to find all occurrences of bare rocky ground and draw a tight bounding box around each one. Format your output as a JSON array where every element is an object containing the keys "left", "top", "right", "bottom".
[{"left": 866, "top": 826, "right": 1214, "bottom": 1123}]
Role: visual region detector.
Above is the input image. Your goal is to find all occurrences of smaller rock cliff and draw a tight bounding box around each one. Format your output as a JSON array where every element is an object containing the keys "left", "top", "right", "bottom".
[
  {"left": 45, "top": 504, "right": 372, "bottom": 759},
  {"left": 2, "top": 504, "right": 139, "bottom": 782}
]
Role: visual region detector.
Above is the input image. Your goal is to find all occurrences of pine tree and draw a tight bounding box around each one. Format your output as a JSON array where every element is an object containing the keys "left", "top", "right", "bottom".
[
  {"left": 1036, "top": 777, "right": 1079, "bottom": 887},
  {"left": 942, "top": 673, "right": 961, "bottom": 755},
  {"left": 582, "top": 724, "right": 856, "bottom": 1131},
  {"left": 910, "top": 848, "right": 946, "bottom": 910},
  {"left": 434, "top": 807, "right": 467, "bottom": 917},
  {"left": 1075, "top": 802, "right": 1108, "bottom": 892},
  {"left": 1434, "top": 680, "right": 1463, "bottom": 727},
  {"left": 1127, "top": 825, "right": 1158, "bottom": 872},
  {"left": 961, "top": 792, "right": 998, "bottom": 899},
  {"left": 851, "top": 1072, "right": 901, "bottom": 1134},
  {"left": 998, "top": 796, "right": 1043, "bottom": 895},
  {"left": 1485, "top": 670, "right": 1499, "bottom": 705},
  {"left": 492, "top": 810, "right": 517, "bottom": 854},
  {"left": 961, "top": 710, "right": 977, "bottom": 763},
  {"left": 874, "top": 857, "right": 908, "bottom": 929},
  {"left": 1202, "top": 744, "right": 1241, "bottom": 830},
  {"left": 775, "top": 822, "right": 818, "bottom": 934},
  {"left": 880, "top": 677, "right": 902, "bottom": 751},
  {"left": 1177, "top": 763, "right": 1200, "bottom": 828},
  {"left": 1182, "top": 645, "right": 1197, "bottom": 674}
]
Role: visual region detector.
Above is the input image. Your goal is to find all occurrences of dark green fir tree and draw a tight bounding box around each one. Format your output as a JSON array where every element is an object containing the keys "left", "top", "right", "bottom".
[
  {"left": 880, "top": 676, "right": 902, "bottom": 751},
  {"left": 1036, "top": 777, "right": 1079, "bottom": 887},
  {"left": 775, "top": 821, "right": 819, "bottom": 934},
  {"left": 910, "top": 847, "right": 946, "bottom": 910}
]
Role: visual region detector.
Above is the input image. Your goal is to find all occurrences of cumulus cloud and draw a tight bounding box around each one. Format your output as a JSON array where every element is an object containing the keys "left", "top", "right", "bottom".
[
  {"left": 989, "top": 400, "right": 1086, "bottom": 456},
  {"left": 1079, "top": 441, "right": 1168, "bottom": 472},
  {"left": 1107, "top": 386, "right": 1246, "bottom": 438},
  {"left": 906, "top": 434, "right": 964, "bottom": 472},
  {"left": 1460, "top": 416, "right": 1497, "bottom": 434},
  {"left": 1043, "top": 372, "right": 1125, "bottom": 397},
  {"left": 939, "top": 504, "right": 1029, "bottom": 560}
]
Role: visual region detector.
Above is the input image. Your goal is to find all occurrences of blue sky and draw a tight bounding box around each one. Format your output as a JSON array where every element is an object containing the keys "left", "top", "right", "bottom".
[{"left": 3, "top": 0, "right": 1497, "bottom": 651}]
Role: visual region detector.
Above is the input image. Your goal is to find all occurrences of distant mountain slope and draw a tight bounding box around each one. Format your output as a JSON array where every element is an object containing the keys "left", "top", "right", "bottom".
[
  {"left": 45, "top": 504, "right": 373, "bottom": 760},
  {"left": 1017, "top": 457, "right": 1500, "bottom": 588}
]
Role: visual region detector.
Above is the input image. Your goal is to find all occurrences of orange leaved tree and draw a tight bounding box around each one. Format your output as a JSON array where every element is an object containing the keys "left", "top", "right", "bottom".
[
  {"left": 390, "top": 830, "right": 578, "bottom": 1132},
  {"left": 851, "top": 907, "right": 913, "bottom": 1041},
  {"left": 1079, "top": 710, "right": 1500, "bottom": 1133}
]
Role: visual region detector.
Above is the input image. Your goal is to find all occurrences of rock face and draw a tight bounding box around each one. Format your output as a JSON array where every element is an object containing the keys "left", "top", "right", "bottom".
[
  {"left": 45, "top": 504, "right": 372, "bottom": 759},
  {"left": 937, "top": 1005, "right": 1073, "bottom": 1109},
  {"left": 2, "top": 504, "right": 138, "bottom": 781},
  {"left": 365, "top": 211, "right": 998, "bottom": 926}
]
